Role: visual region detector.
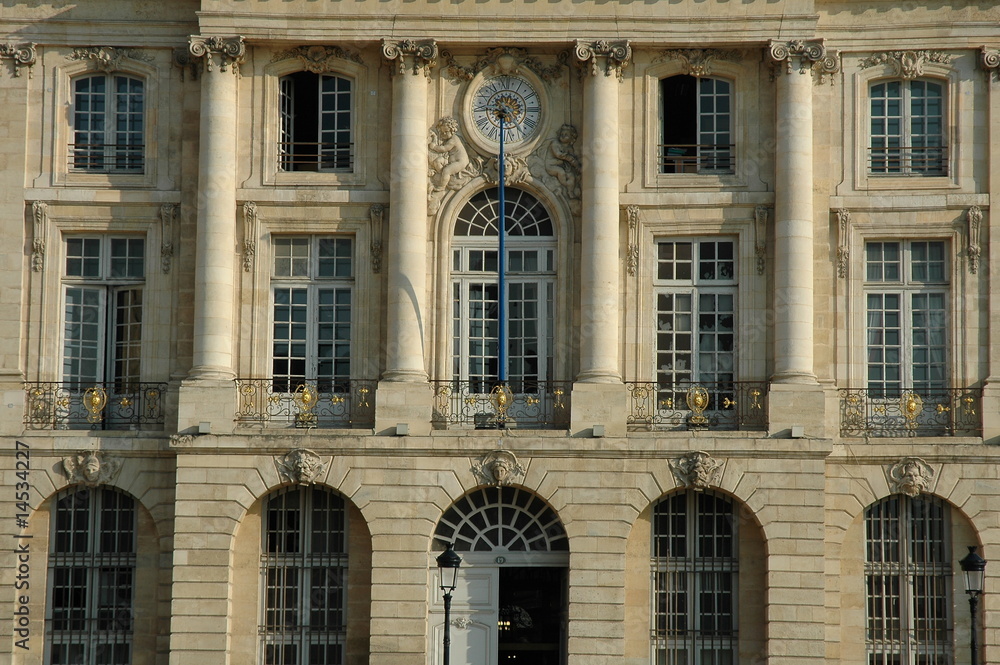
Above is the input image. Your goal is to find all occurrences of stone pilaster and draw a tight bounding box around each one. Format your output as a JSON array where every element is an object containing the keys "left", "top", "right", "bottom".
[
  {"left": 574, "top": 39, "right": 630, "bottom": 384},
  {"left": 980, "top": 47, "right": 1000, "bottom": 443}
]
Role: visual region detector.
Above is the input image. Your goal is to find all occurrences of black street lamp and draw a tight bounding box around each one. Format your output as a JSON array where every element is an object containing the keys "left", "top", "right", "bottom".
[
  {"left": 959, "top": 545, "right": 987, "bottom": 665},
  {"left": 437, "top": 542, "right": 463, "bottom": 665}
]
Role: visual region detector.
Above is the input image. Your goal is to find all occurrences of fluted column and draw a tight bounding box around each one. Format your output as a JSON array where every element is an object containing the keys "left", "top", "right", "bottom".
[
  {"left": 574, "top": 40, "right": 630, "bottom": 383},
  {"left": 767, "top": 40, "right": 834, "bottom": 384},
  {"left": 381, "top": 39, "right": 437, "bottom": 382},
  {"left": 188, "top": 36, "right": 245, "bottom": 380}
]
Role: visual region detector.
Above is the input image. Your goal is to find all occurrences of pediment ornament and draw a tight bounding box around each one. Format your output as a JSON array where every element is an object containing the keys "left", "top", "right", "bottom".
[
  {"left": 275, "top": 449, "right": 327, "bottom": 485},
  {"left": 859, "top": 51, "right": 953, "bottom": 79},
  {"left": 443, "top": 46, "right": 567, "bottom": 82},
  {"left": 653, "top": 49, "right": 743, "bottom": 77},
  {"left": 886, "top": 457, "right": 934, "bottom": 497},
  {"left": 62, "top": 450, "right": 121, "bottom": 487},
  {"left": 472, "top": 450, "right": 526, "bottom": 487},
  {"left": 669, "top": 451, "right": 722, "bottom": 491},
  {"left": 271, "top": 45, "right": 363, "bottom": 71},
  {"left": 70, "top": 46, "right": 152, "bottom": 73}
]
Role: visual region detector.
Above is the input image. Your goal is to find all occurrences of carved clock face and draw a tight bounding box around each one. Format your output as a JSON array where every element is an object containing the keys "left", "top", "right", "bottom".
[{"left": 470, "top": 75, "right": 542, "bottom": 145}]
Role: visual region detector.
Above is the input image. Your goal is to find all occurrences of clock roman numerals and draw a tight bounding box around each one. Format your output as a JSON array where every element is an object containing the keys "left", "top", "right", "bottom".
[{"left": 470, "top": 75, "right": 542, "bottom": 145}]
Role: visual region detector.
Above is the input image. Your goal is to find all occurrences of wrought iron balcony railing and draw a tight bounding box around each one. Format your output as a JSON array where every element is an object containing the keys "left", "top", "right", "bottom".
[
  {"left": 839, "top": 388, "right": 982, "bottom": 438},
  {"left": 431, "top": 380, "right": 571, "bottom": 430},
  {"left": 868, "top": 145, "right": 947, "bottom": 176},
  {"left": 278, "top": 141, "right": 354, "bottom": 172},
  {"left": 626, "top": 381, "right": 768, "bottom": 431},
  {"left": 69, "top": 143, "right": 144, "bottom": 172},
  {"left": 23, "top": 382, "right": 167, "bottom": 430},
  {"left": 234, "top": 379, "right": 375, "bottom": 429},
  {"left": 659, "top": 144, "right": 735, "bottom": 174}
]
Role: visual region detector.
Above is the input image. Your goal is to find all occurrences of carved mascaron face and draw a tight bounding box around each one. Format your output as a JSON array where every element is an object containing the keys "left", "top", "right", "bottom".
[{"left": 81, "top": 453, "right": 101, "bottom": 482}]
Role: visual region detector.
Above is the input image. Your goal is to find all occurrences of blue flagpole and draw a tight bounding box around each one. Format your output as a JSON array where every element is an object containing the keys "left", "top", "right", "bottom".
[{"left": 497, "top": 108, "right": 508, "bottom": 386}]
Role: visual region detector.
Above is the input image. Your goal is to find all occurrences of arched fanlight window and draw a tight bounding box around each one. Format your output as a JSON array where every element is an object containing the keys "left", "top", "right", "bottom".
[{"left": 434, "top": 485, "right": 568, "bottom": 552}]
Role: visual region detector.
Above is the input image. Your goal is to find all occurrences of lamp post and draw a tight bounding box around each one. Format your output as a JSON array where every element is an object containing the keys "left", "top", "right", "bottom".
[
  {"left": 959, "top": 545, "right": 987, "bottom": 665},
  {"left": 437, "top": 542, "right": 463, "bottom": 665}
]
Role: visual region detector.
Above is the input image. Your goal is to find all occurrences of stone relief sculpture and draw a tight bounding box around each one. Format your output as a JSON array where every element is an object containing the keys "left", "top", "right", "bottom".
[
  {"left": 62, "top": 450, "right": 121, "bottom": 487},
  {"left": 527, "top": 124, "right": 581, "bottom": 209},
  {"left": 669, "top": 451, "right": 722, "bottom": 491},
  {"left": 275, "top": 449, "right": 327, "bottom": 485},
  {"left": 472, "top": 450, "right": 526, "bottom": 487},
  {"left": 886, "top": 458, "right": 934, "bottom": 497},
  {"left": 428, "top": 117, "right": 482, "bottom": 214}
]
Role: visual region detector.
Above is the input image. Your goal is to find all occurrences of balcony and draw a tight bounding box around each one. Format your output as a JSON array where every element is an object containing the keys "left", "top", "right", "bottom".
[
  {"left": 23, "top": 382, "right": 167, "bottom": 431},
  {"left": 868, "top": 145, "right": 947, "bottom": 176},
  {"left": 431, "top": 380, "right": 571, "bottom": 430},
  {"left": 234, "top": 379, "right": 376, "bottom": 429},
  {"left": 69, "top": 143, "right": 144, "bottom": 173},
  {"left": 839, "top": 388, "right": 982, "bottom": 438},
  {"left": 626, "top": 381, "right": 768, "bottom": 432},
  {"left": 659, "top": 144, "right": 735, "bottom": 174}
]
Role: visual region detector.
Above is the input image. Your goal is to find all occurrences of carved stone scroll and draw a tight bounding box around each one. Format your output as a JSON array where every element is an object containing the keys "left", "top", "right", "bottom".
[
  {"left": 860, "top": 51, "right": 953, "bottom": 80},
  {"left": 242, "top": 201, "right": 259, "bottom": 273},
  {"left": 369, "top": 204, "right": 384, "bottom": 274},
  {"left": 574, "top": 40, "right": 632, "bottom": 81},
  {"left": 381, "top": 39, "right": 438, "bottom": 77},
  {"left": 653, "top": 49, "right": 743, "bottom": 77},
  {"left": 189, "top": 36, "right": 246, "bottom": 75},
  {"left": 0, "top": 43, "right": 36, "bottom": 77},
  {"left": 30, "top": 201, "right": 47, "bottom": 272},
  {"left": 754, "top": 205, "right": 768, "bottom": 275},
  {"left": 967, "top": 205, "right": 982, "bottom": 275},
  {"left": 160, "top": 204, "right": 177, "bottom": 274},
  {"left": 768, "top": 40, "right": 840, "bottom": 84},
  {"left": 70, "top": 46, "right": 152, "bottom": 73},
  {"left": 835, "top": 209, "right": 851, "bottom": 279},
  {"left": 625, "top": 205, "right": 640, "bottom": 277},
  {"left": 982, "top": 47, "right": 1000, "bottom": 82},
  {"left": 271, "top": 45, "right": 363, "bottom": 70}
]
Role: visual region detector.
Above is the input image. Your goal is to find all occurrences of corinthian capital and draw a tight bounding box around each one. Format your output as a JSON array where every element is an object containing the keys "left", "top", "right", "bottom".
[
  {"left": 574, "top": 40, "right": 631, "bottom": 80},
  {"left": 189, "top": 36, "right": 246, "bottom": 74},
  {"left": 768, "top": 39, "right": 839, "bottom": 83},
  {"left": 381, "top": 39, "right": 438, "bottom": 77}
]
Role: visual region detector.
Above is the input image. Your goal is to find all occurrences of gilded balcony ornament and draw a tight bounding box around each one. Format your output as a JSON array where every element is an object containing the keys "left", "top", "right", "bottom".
[
  {"left": 330, "top": 394, "right": 345, "bottom": 405},
  {"left": 935, "top": 403, "right": 950, "bottom": 414},
  {"left": 750, "top": 389, "right": 762, "bottom": 410},
  {"left": 901, "top": 392, "right": 923, "bottom": 427},
  {"left": 357, "top": 386, "right": 370, "bottom": 408},
  {"left": 84, "top": 386, "right": 108, "bottom": 423},
  {"left": 491, "top": 384, "right": 514, "bottom": 423},
  {"left": 119, "top": 396, "right": 132, "bottom": 409},
  {"left": 963, "top": 394, "right": 976, "bottom": 415},
  {"left": 525, "top": 396, "right": 539, "bottom": 406},
  {"left": 294, "top": 383, "right": 319, "bottom": 427},
  {"left": 553, "top": 387, "right": 565, "bottom": 410},
  {"left": 686, "top": 385, "right": 710, "bottom": 428},
  {"left": 723, "top": 397, "right": 736, "bottom": 409},
  {"left": 659, "top": 398, "right": 674, "bottom": 409}
]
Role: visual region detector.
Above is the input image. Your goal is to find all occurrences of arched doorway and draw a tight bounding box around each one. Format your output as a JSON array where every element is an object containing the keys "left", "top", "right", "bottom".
[{"left": 430, "top": 486, "right": 569, "bottom": 665}]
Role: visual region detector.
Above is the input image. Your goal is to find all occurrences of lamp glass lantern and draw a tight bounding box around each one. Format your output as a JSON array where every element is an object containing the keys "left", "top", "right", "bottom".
[
  {"left": 437, "top": 542, "right": 462, "bottom": 592},
  {"left": 960, "top": 545, "right": 987, "bottom": 596}
]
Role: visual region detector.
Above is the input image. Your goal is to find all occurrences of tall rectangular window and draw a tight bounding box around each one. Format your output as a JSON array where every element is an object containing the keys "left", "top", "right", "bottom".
[
  {"left": 660, "top": 75, "right": 733, "bottom": 174},
  {"left": 271, "top": 237, "right": 353, "bottom": 392},
  {"left": 279, "top": 72, "right": 353, "bottom": 172},
  {"left": 865, "top": 241, "right": 947, "bottom": 397},
  {"left": 47, "top": 486, "right": 136, "bottom": 665},
  {"left": 866, "top": 495, "right": 952, "bottom": 665},
  {"left": 654, "top": 239, "right": 736, "bottom": 412},
  {"left": 63, "top": 236, "right": 145, "bottom": 388},
  {"left": 72, "top": 74, "right": 144, "bottom": 173},
  {"left": 870, "top": 79, "right": 945, "bottom": 175}
]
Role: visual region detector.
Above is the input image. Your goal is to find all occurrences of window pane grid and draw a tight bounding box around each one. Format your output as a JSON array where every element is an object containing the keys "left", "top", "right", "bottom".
[
  {"left": 279, "top": 73, "right": 354, "bottom": 173},
  {"left": 261, "top": 487, "right": 348, "bottom": 665},
  {"left": 72, "top": 74, "right": 144, "bottom": 173},
  {"left": 47, "top": 488, "right": 136, "bottom": 665},
  {"left": 865, "top": 496, "right": 952, "bottom": 665},
  {"left": 652, "top": 491, "right": 738, "bottom": 665},
  {"left": 869, "top": 80, "right": 945, "bottom": 175}
]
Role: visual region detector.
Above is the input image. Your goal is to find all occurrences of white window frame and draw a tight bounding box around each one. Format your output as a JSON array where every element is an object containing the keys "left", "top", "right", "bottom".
[
  {"left": 450, "top": 188, "right": 557, "bottom": 391},
  {"left": 864, "top": 495, "right": 953, "bottom": 665},
  {"left": 46, "top": 486, "right": 136, "bottom": 665},
  {"left": 61, "top": 235, "right": 146, "bottom": 387},
  {"left": 70, "top": 73, "right": 145, "bottom": 174},
  {"left": 659, "top": 75, "right": 734, "bottom": 175},
  {"left": 868, "top": 78, "right": 946, "bottom": 177},
  {"left": 270, "top": 236, "right": 354, "bottom": 393},
  {"left": 260, "top": 486, "right": 349, "bottom": 665},
  {"left": 651, "top": 490, "right": 739, "bottom": 665},
  {"left": 261, "top": 53, "right": 368, "bottom": 187},
  {"left": 863, "top": 240, "right": 949, "bottom": 397}
]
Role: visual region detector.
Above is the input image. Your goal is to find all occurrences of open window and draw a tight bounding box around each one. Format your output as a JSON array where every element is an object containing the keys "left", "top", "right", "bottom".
[
  {"left": 278, "top": 72, "right": 353, "bottom": 172},
  {"left": 660, "top": 75, "right": 733, "bottom": 174}
]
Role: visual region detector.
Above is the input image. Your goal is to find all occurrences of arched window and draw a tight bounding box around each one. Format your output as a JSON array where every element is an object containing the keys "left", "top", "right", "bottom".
[
  {"left": 46, "top": 486, "right": 136, "bottom": 664},
  {"left": 261, "top": 486, "right": 349, "bottom": 665},
  {"left": 869, "top": 79, "right": 945, "bottom": 175},
  {"left": 451, "top": 188, "right": 556, "bottom": 392},
  {"left": 651, "top": 490, "right": 738, "bottom": 665},
  {"left": 434, "top": 485, "right": 568, "bottom": 552},
  {"left": 71, "top": 74, "right": 144, "bottom": 173},
  {"left": 865, "top": 494, "right": 952, "bottom": 664},
  {"left": 279, "top": 72, "right": 353, "bottom": 172},
  {"left": 660, "top": 75, "right": 733, "bottom": 174}
]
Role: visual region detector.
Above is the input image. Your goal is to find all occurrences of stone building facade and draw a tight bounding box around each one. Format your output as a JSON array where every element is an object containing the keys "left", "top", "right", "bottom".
[{"left": 2, "top": 1, "right": 1000, "bottom": 665}]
